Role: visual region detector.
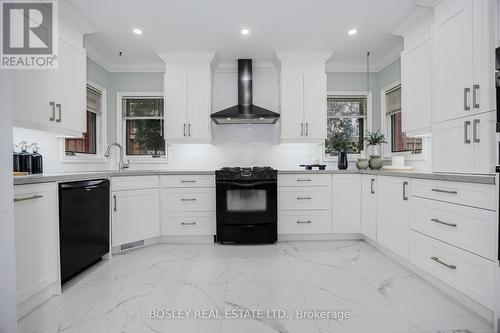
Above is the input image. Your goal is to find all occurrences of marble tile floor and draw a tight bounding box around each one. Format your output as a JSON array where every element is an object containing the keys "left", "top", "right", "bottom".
[{"left": 18, "top": 240, "right": 493, "bottom": 333}]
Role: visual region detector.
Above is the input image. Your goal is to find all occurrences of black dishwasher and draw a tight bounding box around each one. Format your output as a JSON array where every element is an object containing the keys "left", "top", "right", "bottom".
[{"left": 59, "top": 179, "right": 110, "bottom": 284}]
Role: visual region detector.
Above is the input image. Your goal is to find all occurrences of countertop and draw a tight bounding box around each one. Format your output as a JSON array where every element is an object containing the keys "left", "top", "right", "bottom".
[{"left": 13, "top": 169, "right": 496, "bottom": 185}]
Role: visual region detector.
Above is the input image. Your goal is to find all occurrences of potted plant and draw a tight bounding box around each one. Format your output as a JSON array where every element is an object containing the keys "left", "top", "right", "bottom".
[
  {"left": 325, "top": 132, "right": 355, "bottom": 170},
  {"left": 364, "top": 130, "right": 387, "bottom": 169}
]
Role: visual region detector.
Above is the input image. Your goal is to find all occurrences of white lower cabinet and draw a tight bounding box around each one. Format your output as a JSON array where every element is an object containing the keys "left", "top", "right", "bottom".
[
  {"left": 161, "top": 212, "right": 215, "bottom": 236},
  {"left": 14, "top": 183, "right": 59, "bottom": 318},
  {"left": 279, "top": 210, "right": 331, "bottom": 234},
  {"left": 112, "top": 188, "right": 160, "bottom": 247},
  {"left": 376, "top": 176, "right": 410, "bottom": 259},
  {"left": 332, "top": 174, "right": 361, "bottom": 233},
  {"left": 361, "top": 175, "right": 377, "bottom": 241}
]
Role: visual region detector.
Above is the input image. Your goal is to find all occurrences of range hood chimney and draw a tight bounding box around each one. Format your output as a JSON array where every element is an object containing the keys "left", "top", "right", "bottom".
[{"left": 211, "top": 59, "right": 280, "bottom": 124}]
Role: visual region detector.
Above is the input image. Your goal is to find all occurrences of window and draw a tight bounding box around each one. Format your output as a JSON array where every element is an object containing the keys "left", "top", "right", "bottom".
[
  {"left": 65, "top": 85, "right": 102, "bottom": 156},
  {"left": 385, "top": 86, "right": 422, "bottom": 155},
  {"left": 325, "top": 96, "right": 367, "bottom": 157},
  {"left": 121, "top": 96, "right": 165, "bottom": 158}
]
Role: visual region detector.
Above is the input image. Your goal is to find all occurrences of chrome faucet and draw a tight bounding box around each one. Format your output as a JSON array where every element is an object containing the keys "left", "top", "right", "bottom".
[{"left": 104, "top": 142, "right": 129, "bottom": 170}]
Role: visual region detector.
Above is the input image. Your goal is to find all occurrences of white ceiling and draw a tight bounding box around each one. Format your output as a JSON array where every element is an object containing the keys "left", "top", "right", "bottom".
[{"left": 66, "top": 0, "right": 424, "bottom": 72}]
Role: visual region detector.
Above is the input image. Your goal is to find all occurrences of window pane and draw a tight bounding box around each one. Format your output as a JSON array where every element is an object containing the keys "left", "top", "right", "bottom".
[
  {"left": 65, "top": 111, "right": 97, "bottom": 154},
  {"left": 126, "top": 119, "right": 165, "bottom": 156},
  {"left": 325, "top": 117, "right": 363, "bottom": 156},
  {"left": 327, "top": 97, "right": 365, "bottom": 116},
  {"left": 123, "top": 98, "right": 164, "bottom": 117},
  {"left": 390, "top": 111, "right": 422, "bottom": 153}
]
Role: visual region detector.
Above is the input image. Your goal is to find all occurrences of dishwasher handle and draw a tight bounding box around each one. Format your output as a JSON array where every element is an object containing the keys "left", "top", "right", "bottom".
[{"left": 59, "top": 179, "right": 110, "bottom": 191}]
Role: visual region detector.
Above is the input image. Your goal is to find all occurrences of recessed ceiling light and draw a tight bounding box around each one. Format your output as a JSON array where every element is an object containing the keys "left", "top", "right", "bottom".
[
  {"left": 348, "top": 29, "right": 358, "bottom": 36},
  {"left": 226, "top": 117, "right": 232, "bottom": 120},
  {"left": 241, "top": 28, "right": 250, "bottom": 35},
  {"left": 132, "top": 28, "right": 143, "bottom": 35}
]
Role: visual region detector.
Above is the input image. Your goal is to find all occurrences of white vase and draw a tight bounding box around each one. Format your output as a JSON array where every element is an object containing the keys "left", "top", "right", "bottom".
[{"left": 371, "top": 145, "right": 380, "bottom": 156}]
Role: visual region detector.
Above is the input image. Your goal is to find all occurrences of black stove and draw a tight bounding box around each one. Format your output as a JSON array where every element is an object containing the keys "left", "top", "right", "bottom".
[{"left": 215, "top": 166, "right": 278, "bottom": 244}]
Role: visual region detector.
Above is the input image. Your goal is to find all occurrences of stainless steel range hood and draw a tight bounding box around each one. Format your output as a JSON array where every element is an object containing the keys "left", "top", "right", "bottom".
[{"left": 211, "top": 59, "right": 280, "bottom": 125}]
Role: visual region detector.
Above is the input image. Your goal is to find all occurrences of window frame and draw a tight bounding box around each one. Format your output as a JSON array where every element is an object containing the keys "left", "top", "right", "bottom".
[
  {"left": 61, "top": 80, "right": 107, "bottom": 163},
  {"left": 381, "top": 81, "right": 426, "bottom": 161},
  {"left": 117, "top": 91, "right": 167, "bottom": 164},
  {"left": 322, "top": 91, "right": 372, "bottom": 162}
]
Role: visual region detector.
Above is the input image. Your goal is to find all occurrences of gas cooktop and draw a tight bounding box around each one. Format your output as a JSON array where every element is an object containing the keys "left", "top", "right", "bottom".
[
  {"left": 216, "top": 166, "right": 277, "bottom": 181},
  {"left": 219, "top": 166, "right": 274, "bottom": 172}
]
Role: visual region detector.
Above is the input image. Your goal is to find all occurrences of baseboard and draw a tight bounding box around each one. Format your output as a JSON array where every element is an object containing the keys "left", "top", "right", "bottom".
[
  {"left": 158, "top": 235, "right": 215, "bottom": 243},
  {"left": 278, "top": 233, "right": 364, "bottom": 241},
  {"left": 364, "top": 237, "right": 494, "bottom": 324},
  {"left": 17, "top": 282, "right": 59, "bottom": 320}
]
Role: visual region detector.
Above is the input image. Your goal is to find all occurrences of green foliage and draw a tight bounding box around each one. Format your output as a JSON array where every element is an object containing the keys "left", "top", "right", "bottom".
[
  {"left": 133, "top": 119, "right": 165, "bottom": 156},
  {"left": 325, "top": 132, "right": 357, "bottom": 154},
  {"left": 364, "top": 130, "right": 387, "bottom": 146}
]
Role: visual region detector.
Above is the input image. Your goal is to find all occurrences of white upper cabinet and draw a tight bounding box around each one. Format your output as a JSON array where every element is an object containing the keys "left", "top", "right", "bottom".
[
  {"left": 11, "top": 19, "right": 87, "bottom": 137},
  {"left": 159, "top": 52, "right": 215, "bottom": 143},
  {"left": 400, "top": 14, "right": 432, "bottom": 136},
  {"left": 277, "top": 53, "right": 331, "bottom": 143}
]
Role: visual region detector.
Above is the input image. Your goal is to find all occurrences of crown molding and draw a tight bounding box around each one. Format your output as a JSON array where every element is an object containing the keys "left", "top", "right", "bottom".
[
  {"left": 391, "top": 6, "right": 433, "bottom": 37},
  {"left": 157, "top": 51, "right": 217, "bottom": 63},
  {"left": 275, "top": 51, "right": 335, "bottom": 63},
  {"left": 58, "top": 0, "right": 96, "bottom": 35},
  {"left": 214, "top": 60, "right": 277, "bottom": 73},
  {"left": 86, "top": 47, "right": 165, "bottom": 73},
  {"left": 326, "top": 45, "right": 402, "bottom": 73}
]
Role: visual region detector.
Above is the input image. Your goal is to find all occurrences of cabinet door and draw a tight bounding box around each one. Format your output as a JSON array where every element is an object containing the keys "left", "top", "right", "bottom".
[
  {"left": 165, "top": 73, "right": 188, "bottom": 141},
  {"left": 376, "top": 177, "right": 410, "bottom": 259},
  {"left": 280, "top": 73, "right": 304, "bottom": 140},
  {"left": 433, "top": 117, "right": 474, "bottom": 173},
  {"left": 433, "top": 0, "right": 474, "bottom": 122},
  {"left": 187, "top": 75, "right": 211, "bottom": 142},
  {"left": 361, "top": 175, "right": 377, "bottom": 241},
  {"left": 332, "top": 175, "right": 361, "bottom": 233},
  {"left": 14, "top": 183, "right": 58, "bottom": 305},
  {"left": 52, "top": 38, "right": 86, "bottom": 136},
  {"left": 401, "top": 39, "right": 432, "bottom": 135},
  {"left": 473, "top": 111, "right": 495, "bottom": 174},
  {"left": 303, "top": 74, "right": 326, "bottom": 141},
  {"left": 112, "top": 189, "right": 160, "bottom": 246}
]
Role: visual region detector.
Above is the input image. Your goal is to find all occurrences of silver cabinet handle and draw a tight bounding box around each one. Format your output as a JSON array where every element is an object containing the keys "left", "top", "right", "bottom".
[
  {"left": 180, "top": 180, "right": 196, "bottom": 183},
  {"left": 14, "top": 194, "right": 43, "bottom": 202},
  {"left": 113, "top": 195, "right": 117, "bottom": 212},
  {"left": 188, "top": 123, "right": 191, "bottom": 137},
  {"left": 183, "top": 123, "right": 186, "bottom": 137},
  {"left": 305, "top": 123, "right": 309, "bottom": 136},
  {"left": 56, "top": 103, "right": 62, "bottom": 123},
  {"left": 430, "top": 218, "right": 457, "bottom": 227},
  {"left": 181, "top": 198, "right": 196, "bottom": 201},
  {"left": 49, "top": 102, "right": 55, "bottom": 121},
  {"left": 431, "top": 256, "right": 456, "bottom": 270},
  {"left": 402, "top": 181, "right": 408, "bottom": 201},
  {"left": 297, "top": 196, "right": 312, "bottom": 200},
  {"left": 296, "top": 179, "right": 312, "bottom": 182},
  {"left": 370, "top": 178, "right": 375, "bottom": 194},
  {"left": 431, "top": 188, "right": 458, "bottom": 195},
  {"left": 473, "top": 119, "right": 480, "bottom": 143},
  {"left": 463, "top": 120, "right": 471, "bottom": 144},
  {"left": 472, "top": 84, "right": 480, "bottom": 109},
  {"left": 300, "top": 123, "right": 304, "bottom": 136},
  {"left": 181, "top": 222, "right": 197, "bottom": 226},
  {"left": 464, "top": 87, "right": 470, "bottom": 111},
  {"left": 296, "top": 220, "right": 312, "bottom": 224}
]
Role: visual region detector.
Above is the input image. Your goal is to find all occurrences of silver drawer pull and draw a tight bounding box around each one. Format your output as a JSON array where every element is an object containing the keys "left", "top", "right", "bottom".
[
  {"left": 14, "top": 194, "right": 43, "bottom": 202},
  {"left": 180, "top": 180, "right": 196, "bottom": 183},
  {"left": 431, "top": 256, "right": 456, "bottom": 270},
  {"left": 296, "top": 179, "right": 312, "bottom": 182},
  {"left": 430, "top": 218, "right": 457, "bottom": 227},
  {"left": 181, "top": 198, "right": 197, "bottom": 201},
  {"left": 296, "top": 197, "right": 312, "bottom": 200},
  {"left": 181, "top": 222, "right": 197, "bottom": 226},
  {"left": 296, "top": 220, "right": 312, "bottom": 224},
  {"left": 431, "top": 189, "right": 458, "bottom": 195}
]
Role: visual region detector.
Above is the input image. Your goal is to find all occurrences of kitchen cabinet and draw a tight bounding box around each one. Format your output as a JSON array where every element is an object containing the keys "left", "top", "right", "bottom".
[
  {"left": 277, "top": 53, "right": 330, "bottom": 143},
  {"left": 112, "top": 188, "right": 160, "bottom": 247},
  {"left": 400, "top": 14, "right": 432, "bottom": 136},
  {"left": 160, "top": 52, "right": 215, "bottom": 143},
  {"left": 332, "top": 174, "right": 361, "bottom": 233},
  {"left": 433, "top": 111, "right": 495, "bottom": 173},
  {"left": 14, "top": 183, "right": 59, "bottom": 318},
  {"left": 11, "top": 20, "right": 86, "bottom": 137},
  {"left": 432, "top": 0, "right": 495, "bottom": 123},
  {"left": 361, "top": 175, "right": 377, "bottom": 241},
  {"left": 376, "top": 176, "right": 410, "bottom": 259}
]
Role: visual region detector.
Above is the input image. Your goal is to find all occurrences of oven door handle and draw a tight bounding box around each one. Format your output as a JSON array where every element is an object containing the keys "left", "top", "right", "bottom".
[{"left": 218, "top": 181, "right": 277, "bottom": 187}]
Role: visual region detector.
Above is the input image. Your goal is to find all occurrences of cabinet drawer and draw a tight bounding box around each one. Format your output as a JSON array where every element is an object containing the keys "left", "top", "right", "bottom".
[
  {"left": 409, "top": 231, "right": 496, "bottom": 309},
  {"left": 278, "top": 187, "right": 331, "bottom": 210},
  {"left": 278, "top": 174, "right": 331, "bottom": 187},
  {"left": 161, "top": 212, "right": 215, "bottom": 236},
  {"left": 410, "top": 179, "right": 495, "bottom": 210},
  {"left": 160, "top": 175, "right": 214, "bottom": 188},
  {"left": 112, "top": 176, "right": 159, "bottom": 191},
  {"left": 161, "top": 188, "right": 215, "bottom": 212},
  {"left": 279, "top": 210, "right": 331, "bottom": 234},
  {"left": 410, "top": 197, "right": 497, "bottom": 259}
]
